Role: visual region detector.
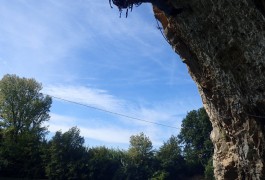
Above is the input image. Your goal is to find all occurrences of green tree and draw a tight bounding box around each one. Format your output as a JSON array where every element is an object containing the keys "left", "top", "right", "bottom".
[
  {"left": 0, "top": 74, "right": 51, "bottom": 141},
  {"left": 124, "top": 132, "right": 155, "bottom": 180},
  {"left": 154, "top": 135, "right": 185, "bottom": 180},
  {"left": 204, "top": 158, "right": 215, "bottom": 180},
  {"left": 0, "top": 74, "right": 52, "bottom": 178},
  {"left": 88, "top": 146, "right": 124, "bottom": 179},
  {"left": 178, "top": 108, "right": 213, "bottom": 177},
  {"left": 45, "top": 127, "right": 89, "bottom": 179}
]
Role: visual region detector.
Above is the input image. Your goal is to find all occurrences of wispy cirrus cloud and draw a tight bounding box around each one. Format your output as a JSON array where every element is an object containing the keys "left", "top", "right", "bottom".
[
  {"left": 43, "top": 84, "right": 187, "bottom": 126},
  {"left": 43, "top": 84, "right": 199, "bottom": 148},
  {"left": 0, "top": 0, "right": 172, "bottom": 86},
  {"left": 1, "top": 0, "right": 203, "bottom": 149},
  {"left": 48, "top": 112, "right": 177, "bottom": 148},
  {"left": 47, "top": 113, "right": 134, "bottom": 145},
  {"left": 43, "top": 85, "right": 124, "bottom": 112}
]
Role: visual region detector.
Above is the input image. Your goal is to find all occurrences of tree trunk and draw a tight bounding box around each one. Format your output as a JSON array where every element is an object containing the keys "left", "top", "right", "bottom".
[{"left": 152, "top": 0, "right": 265, "bottom": 179}]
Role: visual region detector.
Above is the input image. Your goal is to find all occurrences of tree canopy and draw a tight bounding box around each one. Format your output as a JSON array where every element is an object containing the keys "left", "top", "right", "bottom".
[
  {"left": 0, "top": 74, "right": 214, "bottom": 179},
  {"left": 0, "top": 74, "right": 52, "bottom": 178},
  {"left": 45, "top": 127, "right": 89, "bottom": 179},
  {"left": 178, "top": 108, "right": 213, "bottom": 176},
  {"left": 0, "top": 74, "right": 52, "bottom": 140},
  {"left": 125, "top": 132, "right": 155, "bottom": 179},
  {"left": 155, "top": 135, "right": 186, "bottom": 179}
]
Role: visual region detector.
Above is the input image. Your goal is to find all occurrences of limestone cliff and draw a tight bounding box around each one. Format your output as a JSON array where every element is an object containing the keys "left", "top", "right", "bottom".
[{"left": 153, "top": 0, "right": 265, "bottom": 179}]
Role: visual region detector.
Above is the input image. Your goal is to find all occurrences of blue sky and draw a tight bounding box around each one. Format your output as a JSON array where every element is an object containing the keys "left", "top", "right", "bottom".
[{"left": 0, "top": 0, "right": 202, "bottom": 149}]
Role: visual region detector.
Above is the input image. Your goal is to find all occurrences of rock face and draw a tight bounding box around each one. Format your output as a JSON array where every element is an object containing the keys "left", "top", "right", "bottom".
[{"left": 153, "top": 0, "right": 265, "bottom": 179}]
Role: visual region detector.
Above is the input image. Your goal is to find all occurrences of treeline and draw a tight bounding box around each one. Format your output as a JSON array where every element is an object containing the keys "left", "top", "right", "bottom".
[{"left": 0, "top": 74, "right": 214, "bottom": 179}]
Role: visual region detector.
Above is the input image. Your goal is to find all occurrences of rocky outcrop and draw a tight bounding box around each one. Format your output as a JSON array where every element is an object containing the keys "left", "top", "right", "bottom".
[{"left": 153, "top": 0, "right": 265, "bottom": 179}]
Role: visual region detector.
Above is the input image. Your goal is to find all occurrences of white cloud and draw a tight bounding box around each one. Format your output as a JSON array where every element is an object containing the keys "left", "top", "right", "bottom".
[
  {"left": 48, "top": 113, "right": 77, "bottom": 125},
  {"left": 47, "top": 113, "right": 134, "bottom": 145},
  {"left": 43, "top": 84, "right": 185, "bottom": 126},
  {"left": 43, "top": 84, "right": 193, "bottom": 148},
  {"left": 0, "top": 1, "right": 203, "bottom": 149},
  {"left": 0, "top": 1, "right": 170, "bottom": 86},
  {"left": 80, "top": 126, "right": 133, "bottom": 144},
  {"left": 47, "top": 112, "right": 175, "bottom": 148},
  {"left": 43, "top": 85, "right": 124, "bottom": 112},
  {"left": 0, "top": 0, "right": 94, "bottom": 81}
]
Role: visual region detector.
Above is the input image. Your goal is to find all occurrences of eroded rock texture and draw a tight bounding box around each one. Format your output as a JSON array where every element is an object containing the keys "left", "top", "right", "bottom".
[{"left": 153, "top": 0, "right": 265, "bottom": 179}]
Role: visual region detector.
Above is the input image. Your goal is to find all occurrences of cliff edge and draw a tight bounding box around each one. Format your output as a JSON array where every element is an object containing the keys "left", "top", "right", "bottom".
[{"left": 153, "top": 0, "right": 265, "bottom": 179}]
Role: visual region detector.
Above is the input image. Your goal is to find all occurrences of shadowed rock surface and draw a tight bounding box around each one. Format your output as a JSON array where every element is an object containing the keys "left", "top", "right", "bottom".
[{"left": 111, "top": 0, "right": 265, "bottom": 179}]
